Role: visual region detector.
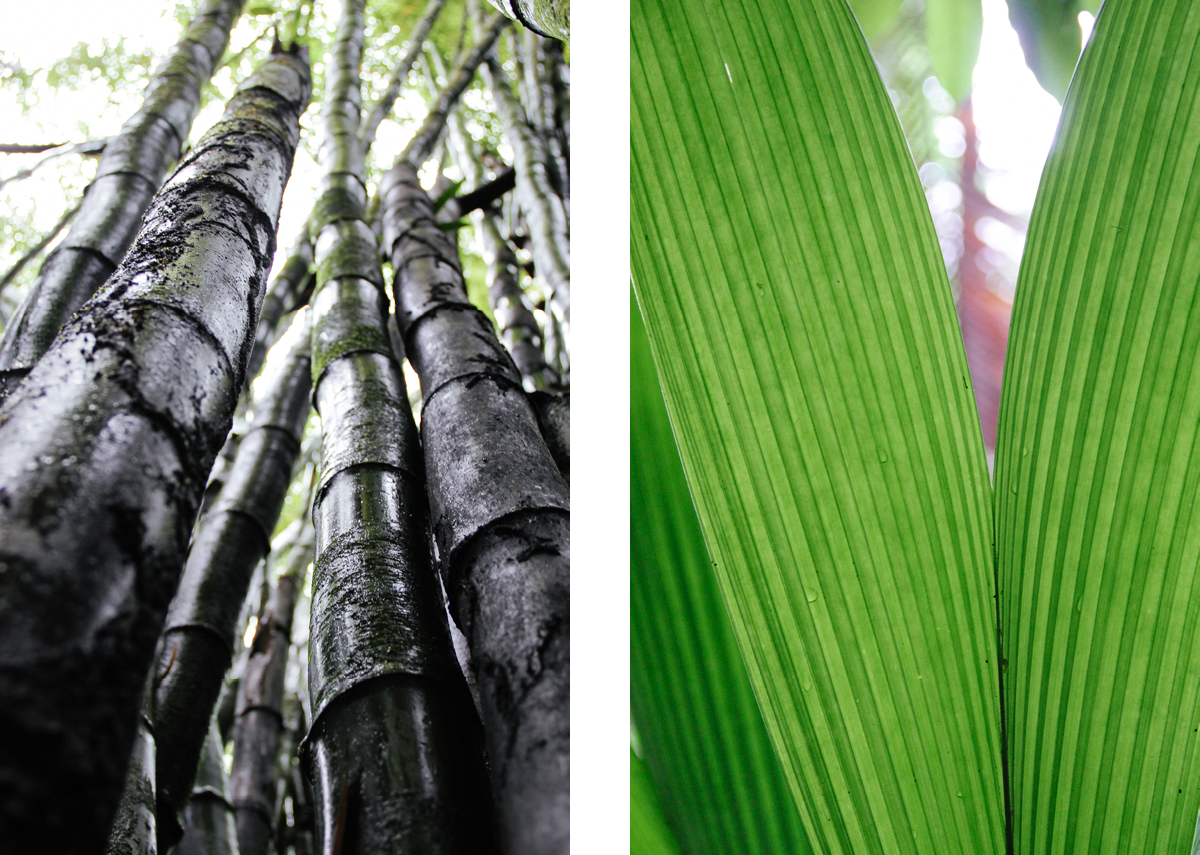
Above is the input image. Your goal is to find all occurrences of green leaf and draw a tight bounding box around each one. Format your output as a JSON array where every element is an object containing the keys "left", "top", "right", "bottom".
[
  {"left": 631, "top": 748, "right": 685, "bottom": 855},
  {"left": 433, "top": 177, "right": 466, "bottom": 211},
  {"left": 923, "top": 0, "right": 983, "bottom": 103},
  {"left": 631, "top": 289, "right": 812, "bottom": 855},
  {"left": 994, "top": 2, "right": 1200, "bottom": 853},
  {"left": 630, "top": 0, "right": 1003, "bottom": 852},
  {"left": 1007, "top": 0, "right": 1084, "bottom": 102},
  {"left": 847, "top": 0, "right": 903, "bottom": 39}
]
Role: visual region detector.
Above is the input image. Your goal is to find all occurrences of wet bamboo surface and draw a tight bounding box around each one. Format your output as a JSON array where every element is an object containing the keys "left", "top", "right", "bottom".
[
  {"left": 383, "top": 158, "right": 569, "bottom": 855},
  {"left": 302, "top": 0, "right": 495, "bottom": 850},
  {"left": 0, "top": 47, "right": 309, "bottom": 853}
]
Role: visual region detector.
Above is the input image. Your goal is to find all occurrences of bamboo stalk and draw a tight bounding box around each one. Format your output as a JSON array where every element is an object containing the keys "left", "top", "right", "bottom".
[
  {"left": 302, "top": 2, "right": 495, "bottom": 849},
  {"left": 230, "top": 510, "right": 315, "bottom": 855},
  {"left": 103, "top": 681, "right": 158, "bottom": 855},
  {"left": 481, "top": 0, "right": 567, "bottom": 41},
  {"left": 0, "top": 47, "right": 310, "bottom": 852},
  {"left": 359, "top": 0, "right": 448, "bottom": 152},
  {"left": 174, "top": 722, "right": 239, "bottom": 855},
  {"left": 382, "top": 158, "right": 569, "bottom": 855},
  {"left": 153, "top": 309, "right": 313, "bottom": 847},
  {"left": 0, "top": 0, "right": 246, "bottom": 404},
  {"left": 426, "top": 48, "right": 555, "bottom": 390},
  {"left": 482, "top": 54, "right": 569, "bottom": 321},
  {"left": 400, "top": 13, "right": 509, "bottom": 167}
]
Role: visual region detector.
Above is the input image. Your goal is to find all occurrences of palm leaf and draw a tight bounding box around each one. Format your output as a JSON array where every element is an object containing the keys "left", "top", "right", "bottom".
[
  {"left": 994, "top": 2, "right": 1200, "bottom": 852},
  {"left": 631, "top": 748, "right": 685, "bottom": 855},
  {"left": 631, "top": 289, "right": 812, "bottom": 855},
  {"left": 630, "top": 0, "right": 1003, "bottom": 851}
]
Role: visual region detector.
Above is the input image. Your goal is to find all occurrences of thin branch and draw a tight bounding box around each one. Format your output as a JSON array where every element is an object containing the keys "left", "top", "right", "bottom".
[
  {"left": 0, "top": 200, "right": 81, "bottom": 299},
  {"left": 441, "top": 165, "right": 515, "bottom": 220},
  {"left": 0, "top": 138, "right": 106, "bottom": 193},
  {"left": 0, "top": 142, "right": 66, "bottom": 154}
]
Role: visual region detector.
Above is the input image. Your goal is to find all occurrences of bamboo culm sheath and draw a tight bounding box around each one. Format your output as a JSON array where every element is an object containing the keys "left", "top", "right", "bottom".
[
  {"left": 0, "top": 0, "right": 245, "bottom": 404},
  {"left": 382, "top": 158, "right": 570, "bottom": 855},
  {"left": 153, "top": 308, "right": 313, "bottom": 847},
  {"left": 301, "top": 1, "right": 495, "bottom": 850},
  {"left": 0, "top": 47, "right": 309, "bottom": 854}
]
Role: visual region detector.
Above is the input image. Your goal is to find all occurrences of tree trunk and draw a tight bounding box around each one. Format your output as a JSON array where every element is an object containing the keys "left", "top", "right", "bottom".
[
  {"left": 301, "top": 1, "right": 495, "bottom": 850},
  {"left": 0, "top": 0, "right": 245, "bottom": 403},
  {"left": 153, "top": 308, "right": 313, "bottom": 847},
  {"left": 0, "top": 48, "right": 309, "bottom": 854},
  {"left": 382, "top": 159, "right": 570, "bottom": 855}
]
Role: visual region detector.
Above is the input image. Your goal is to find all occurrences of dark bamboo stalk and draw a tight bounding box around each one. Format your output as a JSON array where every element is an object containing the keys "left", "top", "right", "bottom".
[
  {"left": 529, "top": 389, "right": 568, "bottom": 482},
  {"left": 425, "top": 45, "right": 555, "bottom": 390},
  {"left": 482, "top": 55, "right": 569, "bottom": 321},
  {"left": 518, "top": 30, "right": 568, "bottom": 208},
  {"left": 174, "top": 722, "right": 239, "bottom": 855},
  {"left": 440, "top": 166, "right": 515, "bottom": 220},
  {"left": 104, "top": 681, "right": 158, "bottom": 855},
  {"left": 400, "top": 12, "right": 509, "bottom": 167},
  {"left": 382, "top": 159, "right": 569, "bottom": 855},
  {"left": 0, "top": 0, "right": 245, "bottom": 404},
  {"left": 302, "top": 2, "right": 495, "bottom": 850},
  {"left": 0, "top": 141, "right": 65, "bottom": 154},
  {"left": 153, "top": 309, "right": 313, "bottom": 847},
  {"left": 482, "top": 0, "right": 567, "bottom": 41},
  {"left": 230, "top": 512, "right": 314, "bottom": 855},
  {"left": 0, "top": 48, "right": 309, "bottom": 853},
  {"left": 278, "top": 692, "right": 315, "bottom": 855},
  {"left": 359, "top": 0, "right": 448, "bottom": 152}
]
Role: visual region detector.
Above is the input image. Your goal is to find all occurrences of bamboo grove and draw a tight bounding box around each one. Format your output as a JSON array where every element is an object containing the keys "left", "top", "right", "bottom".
[{"left": 0, "top": 0, "right": 570, "bottom": 851}]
